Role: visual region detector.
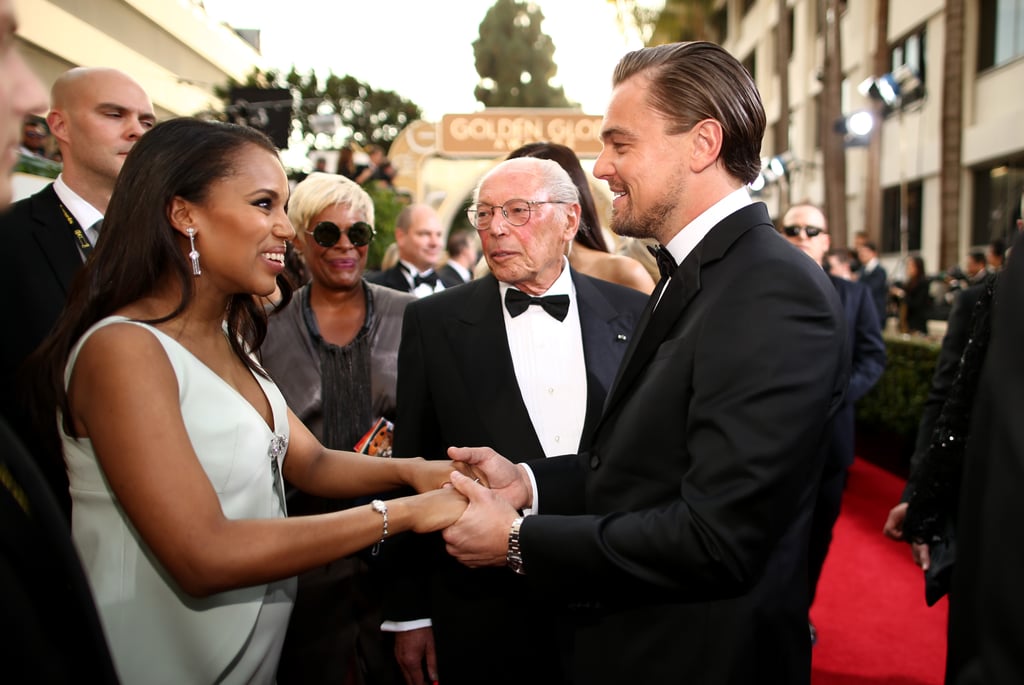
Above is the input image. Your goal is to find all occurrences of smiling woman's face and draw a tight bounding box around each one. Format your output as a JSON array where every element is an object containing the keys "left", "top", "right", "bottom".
[{"left": 299, "top": 203, "right": 370, "bottom": 293}]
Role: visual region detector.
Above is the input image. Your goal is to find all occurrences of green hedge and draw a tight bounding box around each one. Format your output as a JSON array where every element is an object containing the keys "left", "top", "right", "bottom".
[{"left": 855, "top": 335, "right": 940, "bottom": 437}]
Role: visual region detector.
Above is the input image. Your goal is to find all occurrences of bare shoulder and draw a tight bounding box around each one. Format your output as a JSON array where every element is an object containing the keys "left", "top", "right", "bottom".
[{"left": 585, "top": 253, "right": 656, "bottom": 294}]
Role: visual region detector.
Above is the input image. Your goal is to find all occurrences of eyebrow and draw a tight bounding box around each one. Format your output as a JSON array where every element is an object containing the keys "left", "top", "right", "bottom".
[{"left": 600, "top": 126, "right": 633, "bottom": 143}]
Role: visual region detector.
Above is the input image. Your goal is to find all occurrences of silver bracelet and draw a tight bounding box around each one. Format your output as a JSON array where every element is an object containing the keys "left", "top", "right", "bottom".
[{"left": 371, "top": 499, "right": 388, "bottom": 556}]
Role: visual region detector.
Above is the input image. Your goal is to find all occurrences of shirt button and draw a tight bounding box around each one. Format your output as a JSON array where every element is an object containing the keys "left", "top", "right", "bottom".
[
  {"left": 589, "top": 453, "right": 600, "bottom": 469},
  {"left": 554, "top": 435, "right": 560, "bottom": 442},
  {"left": 547, "top": 387, "right": 554, "bottom": 394}
]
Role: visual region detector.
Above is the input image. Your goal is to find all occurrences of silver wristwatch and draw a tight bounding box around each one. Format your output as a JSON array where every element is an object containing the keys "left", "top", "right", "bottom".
[{"left": 506, "top": 516, "right": 526, "bottom": 575}]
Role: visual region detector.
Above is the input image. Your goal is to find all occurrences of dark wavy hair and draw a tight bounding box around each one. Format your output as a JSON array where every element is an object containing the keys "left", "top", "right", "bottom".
[
  {"left": 506, "top": 141, "right": 610, "bottom": 252},
  {"left": 33, "top": 117, "right": 293, "bottom": 439},
  {"left": 613, "top": 41, "right": 766, "bottom": 184}
]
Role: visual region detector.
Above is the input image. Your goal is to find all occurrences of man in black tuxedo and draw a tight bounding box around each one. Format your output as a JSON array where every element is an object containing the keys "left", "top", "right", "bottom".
[
  {"left": 781, "top": 202, "right": 886, "bottom": 636},
  {"left": 0, "top": 66, "right": 153, "bottom": 514},
  {"left": 856, "top": 239, "right": 889, "bottom": 328},
  {"left": 384, "top": 156, "right": 647, "bottom": 685},
  {"left": 435, "top": 226, "right": 478, "bottom": 286},
  {"left": 367, "top": 203, "right": 449, "bottom": 296},
  {"left": 443, "top": 42, "right": 848, "bottom": 685},
  {"left": 0, "top": 7, "right": 117, "bottom": 678}
]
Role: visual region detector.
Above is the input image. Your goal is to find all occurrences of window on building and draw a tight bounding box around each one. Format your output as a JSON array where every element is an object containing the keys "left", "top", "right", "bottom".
[
  {"left": 978, "top": 0, "right": 1024, "bottom": 71},
  {"left": 881, "top": 181, "right": 923, "bottom": 254},
  {"left": 972, "top": 158, "right": 1024, "bottom": 247},
  {"left": 889, "top": 26, "right": 927, "bottom": 109}
]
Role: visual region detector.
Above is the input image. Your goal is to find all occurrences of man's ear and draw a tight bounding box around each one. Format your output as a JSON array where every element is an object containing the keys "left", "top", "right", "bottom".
[
  {"left": 167, "top": 197, "right": 195, "bottom": 236},
  {"left": 564, "top": 203, "right": 581, "bottom": 242},
  {"left": 46, "top": 110, "right": 69, "bottom": 146},
  {"left": 690, "top": 119, "right": 724, "bottom": 173}
]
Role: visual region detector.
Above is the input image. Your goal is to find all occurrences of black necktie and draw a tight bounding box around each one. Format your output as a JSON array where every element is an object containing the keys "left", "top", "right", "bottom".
[
  {"left": 413, "top": 271, "right": 438, "bottom": 288},
  {"left": 504, "top": 289, "right": 570, "bottom": 322},
  {"left": 647, "top": 244, "right": 677, "bottom": 280}
]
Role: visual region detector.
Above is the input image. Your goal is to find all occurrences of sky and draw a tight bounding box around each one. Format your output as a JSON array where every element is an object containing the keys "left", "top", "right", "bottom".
[{"left": 202, "top": 0, "right": 659, "bottom": 122}]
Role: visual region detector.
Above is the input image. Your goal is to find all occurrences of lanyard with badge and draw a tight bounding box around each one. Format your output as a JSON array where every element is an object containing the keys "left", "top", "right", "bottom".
[{"left": 57, "top": 200, "right": 95, "bottom": 256}]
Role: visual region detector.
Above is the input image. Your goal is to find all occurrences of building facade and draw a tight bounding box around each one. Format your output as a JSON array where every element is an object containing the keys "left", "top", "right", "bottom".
[
  {"left": 14, "top": 0, "right": 261, "bottom": 121},
  {"left": 714, "top": 0, "right": 1024, "bottom": 276}
]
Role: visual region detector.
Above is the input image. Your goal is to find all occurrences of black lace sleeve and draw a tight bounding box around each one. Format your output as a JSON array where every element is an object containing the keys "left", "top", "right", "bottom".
[{"left": 903, "top": 272, "right": 998, "bottom": 544}]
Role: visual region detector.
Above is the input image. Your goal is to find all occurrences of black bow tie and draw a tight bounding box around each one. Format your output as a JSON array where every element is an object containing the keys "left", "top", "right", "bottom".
[
  {"left": 504, "top": 289, "right": 570, "bottom": 321},
  {"left": 413, "top": 272, "right": 438, "bottom": 288},
  {"left": 647, "top": 244, "right": 677, "bottom": 280}
]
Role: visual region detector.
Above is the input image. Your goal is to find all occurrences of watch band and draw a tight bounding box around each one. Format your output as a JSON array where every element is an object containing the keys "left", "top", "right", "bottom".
[
  {"left": 506, "top": 516, "right": 525, "bottom": 575},
  {"left": 371, "top": 499, "right": 388, "bottom": 556}
]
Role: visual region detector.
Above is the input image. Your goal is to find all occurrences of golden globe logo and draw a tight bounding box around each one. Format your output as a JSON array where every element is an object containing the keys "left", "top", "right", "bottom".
[{"left": 440, "top": 110, "right": 603, "bottom": 157}]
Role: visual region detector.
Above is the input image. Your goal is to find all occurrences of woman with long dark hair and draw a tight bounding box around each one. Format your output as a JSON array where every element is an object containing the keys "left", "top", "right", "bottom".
[
  {"left": 891, "top": 254, "right": 931, "bottom": 334},
  {"left": 31, "top": 118, "right": 467, "bottom": 684}
]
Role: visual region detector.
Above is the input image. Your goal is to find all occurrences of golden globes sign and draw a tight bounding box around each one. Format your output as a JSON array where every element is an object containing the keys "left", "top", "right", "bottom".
[{"left": 439, "top": 109, "right": 603, "bottom": 157}]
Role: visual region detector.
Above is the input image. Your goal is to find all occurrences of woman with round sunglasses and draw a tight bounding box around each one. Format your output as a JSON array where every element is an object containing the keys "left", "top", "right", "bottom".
[{"left": 261, "top": 171, "right": 417, "bottom": 685}]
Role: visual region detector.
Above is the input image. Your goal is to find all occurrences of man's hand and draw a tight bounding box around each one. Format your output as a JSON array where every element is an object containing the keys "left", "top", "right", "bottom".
[
  {"left": 447, "top": 446, "right": 531, "bottom": 510},
  {"left": 883, "top": 502, "right": 907, "bottom": 540},
  {"left": 394, "top": 627, "right": 437, "bottom": 685},
  {"left": 443, "top": 471, "right": 520, "bottom": 567}
]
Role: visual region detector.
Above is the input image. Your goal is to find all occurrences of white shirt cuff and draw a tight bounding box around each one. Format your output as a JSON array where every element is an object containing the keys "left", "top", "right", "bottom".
[
  {"left": 380, "top": 618, "right": 433, "bottom": 633},
  {"left": 520, "top": 462, "right": 539, "bottom": 515}
]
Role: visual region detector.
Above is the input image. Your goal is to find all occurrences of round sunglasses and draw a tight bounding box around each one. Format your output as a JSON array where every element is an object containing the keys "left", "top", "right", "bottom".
[{"left": 307, "top": 220, "right": 375, "bottom": 248}]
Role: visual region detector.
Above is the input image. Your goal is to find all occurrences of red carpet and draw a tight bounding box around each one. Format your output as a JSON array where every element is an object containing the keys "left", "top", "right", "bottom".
[{"left": 811, "top": 458, "right": 948, "bottom": 684}]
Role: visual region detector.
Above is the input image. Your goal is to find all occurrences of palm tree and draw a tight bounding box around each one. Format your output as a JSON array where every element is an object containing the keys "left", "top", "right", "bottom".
[
  {"left": 821, "top": 0, "right": 849, "bottom": 244},
  {"left": 940, "top": 0, "right": 964, "bottom": 269}
]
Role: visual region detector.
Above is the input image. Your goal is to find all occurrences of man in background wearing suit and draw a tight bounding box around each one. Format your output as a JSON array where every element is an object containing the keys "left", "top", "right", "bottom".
[
  {"left": 0, "top": 66, "right": 154, "bottom": 514},
  {"left": 443, "top": 42, "right": 848, "bottom": 685},
  {"left": 856, "top": 239, "right": 889, "bottom": 329},
  {"left": 436, "top": 226, "right": 479, "bottom": 286},
  {"left": 0, "top": 4, "right": 117, "bottom": 678},
  {"left": 367, "top": 203, "right": 449, "bottom": 296},
  {"left": 781, "top": 202, "right": 886, "bottom": 643},
  {"left": 383, "top": 156, "right": 647, "bottom": 685}
]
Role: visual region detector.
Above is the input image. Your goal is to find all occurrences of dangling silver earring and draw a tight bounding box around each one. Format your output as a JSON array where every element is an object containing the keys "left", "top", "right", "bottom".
[{"left": 186, "top": 227, "right": 201, "bottom": 276}]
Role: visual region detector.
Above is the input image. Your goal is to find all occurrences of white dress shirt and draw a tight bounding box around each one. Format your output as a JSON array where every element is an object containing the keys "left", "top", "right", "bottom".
[
  {"left": 53, "top": 174, "right": 103, "bottom": 245},
  {"left": 399, "top": 260, "right": 446, "bottom": 298}
]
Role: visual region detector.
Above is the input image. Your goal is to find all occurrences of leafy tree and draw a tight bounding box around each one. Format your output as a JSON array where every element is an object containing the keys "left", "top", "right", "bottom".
[
  {"left": 214, "top": 67, "right": 422, "bottom": 153},
  {"left": 473, "top": 0, "right": 573, "bottom": 108}
]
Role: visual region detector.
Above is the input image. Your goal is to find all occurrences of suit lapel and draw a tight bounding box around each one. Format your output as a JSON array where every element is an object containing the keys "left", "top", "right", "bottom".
[
  {"left": 446, "top": 276, "right": 545, "bottom": 459},
  {"left": 30, "top": 185, "right": 85, "bottom": 295},
  {"left": 602, "top": 203, "right": 773, "bottom": 418},
  {"left": 573, "top": 271, "right": 634, "bottom": 444}
]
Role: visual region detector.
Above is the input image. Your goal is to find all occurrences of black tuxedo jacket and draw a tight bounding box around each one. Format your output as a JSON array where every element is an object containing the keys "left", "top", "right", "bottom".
[
  {"left": 523, "top": 204, "right": 848, "bottom": 685},
  {"left": 828, "top": 275, "right": 886, "bottom": 472},
  {"left": 0, "top": 418, "right": 118, "bottom": 683},
  {"left": 0, "top": 184, "right": 85, "bottom": 516},
  {"left": 858, "top": 263, "right": 889, "bottom": 326},
  {"left": 387, "top": 270, "right": 646, "bottom": 684},
  {"left": 435, "top": 263, "right": 468, "bottom": 287},
  {"left": 365, "top": 264, "right": 413, "bottom": 293}
]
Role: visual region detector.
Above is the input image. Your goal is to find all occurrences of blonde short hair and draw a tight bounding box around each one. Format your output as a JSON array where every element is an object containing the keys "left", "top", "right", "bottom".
[{"left": 288, "top": 172, "right": 375, "bottom": 234}]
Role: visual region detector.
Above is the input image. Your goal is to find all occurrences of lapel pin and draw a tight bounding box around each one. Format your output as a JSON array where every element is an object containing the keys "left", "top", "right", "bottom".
[{"left": 616, "top": 334, "right": 628, "bottom": 341}]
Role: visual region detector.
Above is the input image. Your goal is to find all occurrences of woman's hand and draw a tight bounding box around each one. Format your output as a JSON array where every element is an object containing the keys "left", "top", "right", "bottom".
[
  {"left": 883, "top": 502, "right": 907, "bottom": 540},
  {"left": 402, "top": 487, "right": 468, "bottom": 533},
  {"left": 400, "top": 457, "right": 483, "bottom": 494}
]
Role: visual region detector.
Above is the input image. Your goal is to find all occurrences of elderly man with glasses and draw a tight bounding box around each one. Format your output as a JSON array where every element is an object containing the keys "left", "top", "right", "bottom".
[{"left": 381, "top": 156, "right": 647, "bottom": 685}]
